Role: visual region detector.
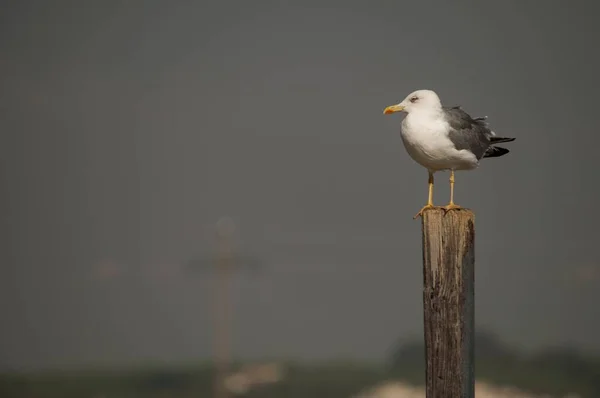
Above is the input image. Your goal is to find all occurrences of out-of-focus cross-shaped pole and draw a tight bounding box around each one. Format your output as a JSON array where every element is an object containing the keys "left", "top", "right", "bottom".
[
  {"left": 213, "top": 217, "right": 235, "bottom": 398},
  {"left": 185, "top": 217, "right": 265, "bottom": 398}
]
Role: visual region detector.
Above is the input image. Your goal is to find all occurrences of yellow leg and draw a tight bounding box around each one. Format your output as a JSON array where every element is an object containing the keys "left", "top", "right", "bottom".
[
  {"left": 414, "top": 172, "right": 435, "bottom": 219},
  {"left": 443, "top": 170, "right": 462, "bottom": 212}
]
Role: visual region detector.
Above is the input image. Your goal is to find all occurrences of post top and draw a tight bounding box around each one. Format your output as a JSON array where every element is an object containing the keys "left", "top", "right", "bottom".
[{"left": 419, "top": 207, "right": 475, "bottom": 219}]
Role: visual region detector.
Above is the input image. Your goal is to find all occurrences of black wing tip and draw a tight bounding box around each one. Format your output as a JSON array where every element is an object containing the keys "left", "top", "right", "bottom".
[
  {"left": 483, "top": 146, "right": 511, "bottom": 158},
  {"left": 490, "top": 136, "right": 516, "bottom": 144}
]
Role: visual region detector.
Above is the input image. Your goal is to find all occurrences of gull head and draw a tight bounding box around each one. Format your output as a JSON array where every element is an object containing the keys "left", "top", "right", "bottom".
[{"left": 383, "top": 89, "right": 442, "bottom": 115}]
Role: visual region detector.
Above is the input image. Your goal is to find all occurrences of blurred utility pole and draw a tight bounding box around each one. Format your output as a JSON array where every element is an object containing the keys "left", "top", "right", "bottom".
[
  {"left": 185, "top": 217, "right": 265, "bottom": 398},
  {"left": 213, "top": 217, "right": 236, "bottom": 398}
]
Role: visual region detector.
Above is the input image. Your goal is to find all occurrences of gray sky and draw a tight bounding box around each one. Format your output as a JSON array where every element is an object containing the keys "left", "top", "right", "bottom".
[{"left": 2, "top": 0, "right": 600, "bottom": 370}]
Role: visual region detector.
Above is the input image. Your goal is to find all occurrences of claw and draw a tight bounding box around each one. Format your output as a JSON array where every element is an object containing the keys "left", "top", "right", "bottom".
[
  {"left": 442, "top": 203, "right": 462, "bottom": 214},
  {"left": 414, "top": 204, "right": 435, "bottom": 219}
]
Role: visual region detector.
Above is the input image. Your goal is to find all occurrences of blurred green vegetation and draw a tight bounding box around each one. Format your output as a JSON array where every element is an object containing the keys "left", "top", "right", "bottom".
[
  {"left": 388, "top": 330, "right": 600, "bottom": 397},
  {"left": 0, "top": 361, "right": 383, "bottom": 398},
  {"left": 1, "top": 331, "right": 599, "bottom": 398}
]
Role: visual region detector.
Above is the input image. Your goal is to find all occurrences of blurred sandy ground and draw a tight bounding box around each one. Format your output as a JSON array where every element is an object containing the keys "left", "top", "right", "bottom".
[{"left": 352, "top": 380, "right": 581, "bottom": 398}]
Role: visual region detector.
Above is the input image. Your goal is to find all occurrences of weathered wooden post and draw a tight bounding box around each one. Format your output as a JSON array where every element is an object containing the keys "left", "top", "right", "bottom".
[{"left": 421, "top": 208, "right": 475, "bottom": 398}]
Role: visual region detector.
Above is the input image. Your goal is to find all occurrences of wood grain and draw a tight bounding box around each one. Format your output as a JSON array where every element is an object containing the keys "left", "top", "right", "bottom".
[{"left": 421, "top": 208, "right": 475, "bottom": 398}]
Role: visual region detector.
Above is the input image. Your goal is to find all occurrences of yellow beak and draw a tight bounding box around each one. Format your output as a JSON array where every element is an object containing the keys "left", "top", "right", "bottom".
[{"left": 383, "top": 104, "right": 404, "bottom": 114}]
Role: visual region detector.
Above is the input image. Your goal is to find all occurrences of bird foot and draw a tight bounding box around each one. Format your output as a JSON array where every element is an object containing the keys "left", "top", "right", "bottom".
[
  {"left": 413, "top": 204, "right": 435, "bottom": 219},
  {"left": 442, "top": 203, "right": 462, "bottom": 213}
]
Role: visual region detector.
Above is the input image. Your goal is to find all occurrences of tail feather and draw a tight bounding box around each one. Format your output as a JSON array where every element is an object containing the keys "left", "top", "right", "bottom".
[
  {"left": 483, "top": 146, "right": 510, "bottom": 158},
  {"left": 490, "top": 136, "right": 516, "bottom": 144}
]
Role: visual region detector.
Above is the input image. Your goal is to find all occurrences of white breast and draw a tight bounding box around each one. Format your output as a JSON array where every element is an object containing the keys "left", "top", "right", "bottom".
[{"left": 400, "top": 111, "right": 478, "bottom": 172}]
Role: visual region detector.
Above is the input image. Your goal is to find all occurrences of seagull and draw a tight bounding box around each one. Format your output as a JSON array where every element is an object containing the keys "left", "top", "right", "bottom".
[{"left": 383, "top": 89, "right": 515, "bottom": 219}]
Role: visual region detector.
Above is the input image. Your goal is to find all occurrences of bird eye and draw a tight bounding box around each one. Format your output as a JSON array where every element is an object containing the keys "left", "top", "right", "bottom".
[{"left": 410, "top": 96, "right": 418, "bottom": 103}]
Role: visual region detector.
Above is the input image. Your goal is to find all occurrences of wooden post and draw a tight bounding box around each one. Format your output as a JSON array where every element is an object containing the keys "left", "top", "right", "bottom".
[{"left": 421, "top": 208, "right": 475, "bottom": 398}]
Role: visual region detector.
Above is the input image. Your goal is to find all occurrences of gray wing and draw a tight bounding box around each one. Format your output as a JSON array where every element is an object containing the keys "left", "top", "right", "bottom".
[{"left": 443, "top": 106, "right": 493, "bottom": 160}]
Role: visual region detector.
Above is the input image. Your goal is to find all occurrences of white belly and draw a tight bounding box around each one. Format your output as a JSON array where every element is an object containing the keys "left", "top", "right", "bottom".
[{"left": 400, "top": 113, "right": 478, "bottom": 172}]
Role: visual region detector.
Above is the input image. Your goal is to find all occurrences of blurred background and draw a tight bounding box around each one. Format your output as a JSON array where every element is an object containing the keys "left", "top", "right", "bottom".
[{"left": 1, "top": 1, "right": 600, "bottom": 397}]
